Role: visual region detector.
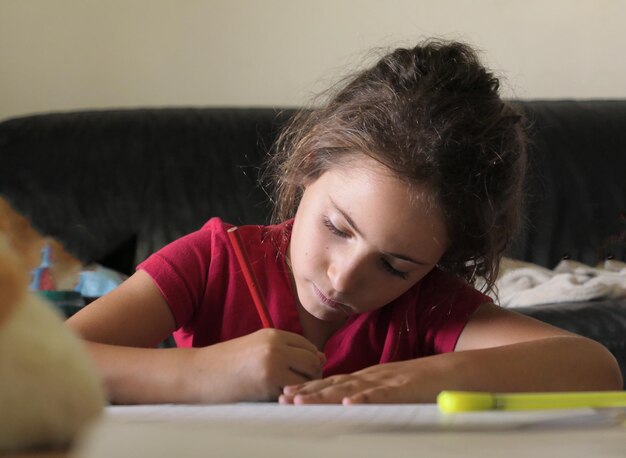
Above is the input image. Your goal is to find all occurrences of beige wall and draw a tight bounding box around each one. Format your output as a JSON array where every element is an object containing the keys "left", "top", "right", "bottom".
[{"left": 1, "top": 0, "right": 625, "bottom": 121}]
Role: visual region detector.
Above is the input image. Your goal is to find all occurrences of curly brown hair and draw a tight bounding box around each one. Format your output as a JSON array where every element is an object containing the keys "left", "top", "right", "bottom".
[{"left": 266, "top": 39, "right": 527, "bottom": 292}]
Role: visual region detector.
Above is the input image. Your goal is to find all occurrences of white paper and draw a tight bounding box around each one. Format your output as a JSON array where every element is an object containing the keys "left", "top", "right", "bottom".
[{"left": 103, "top": 402, "right": 620, "bottom": 432}]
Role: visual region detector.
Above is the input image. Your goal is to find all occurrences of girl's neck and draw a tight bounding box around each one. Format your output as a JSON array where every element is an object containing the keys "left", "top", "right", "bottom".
[{"left": 295, "top": 301, "right": 347, "bottom": 351}]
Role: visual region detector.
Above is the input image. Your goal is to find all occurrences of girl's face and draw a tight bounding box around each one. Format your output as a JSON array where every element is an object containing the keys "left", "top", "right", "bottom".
[{"left": 289, "top": 156, "right": 448, "bottom": 323}]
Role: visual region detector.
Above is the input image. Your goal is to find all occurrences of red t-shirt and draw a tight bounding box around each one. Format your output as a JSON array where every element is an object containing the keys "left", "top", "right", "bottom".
[{"left": 138, "top": 218, "right": 490, "bottom": 376}]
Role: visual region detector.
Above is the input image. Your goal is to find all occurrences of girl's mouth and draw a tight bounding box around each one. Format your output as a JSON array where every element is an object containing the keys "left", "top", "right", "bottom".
[{"left": 312, "top": 284, "right": 350, "bottom": 315}]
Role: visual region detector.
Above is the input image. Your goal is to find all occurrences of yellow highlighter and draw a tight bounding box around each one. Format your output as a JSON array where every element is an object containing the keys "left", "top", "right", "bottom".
[{"left": 437, "top": 390, "right": 626, "bottom": 413}]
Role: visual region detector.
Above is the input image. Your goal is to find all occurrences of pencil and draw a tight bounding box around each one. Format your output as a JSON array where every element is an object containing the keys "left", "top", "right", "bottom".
[
  {"left": 227, "top": 226, "right": 274, "bottom": 328},
  {"left": 437, "top": 390, "right": 626, "bottom": 413}
]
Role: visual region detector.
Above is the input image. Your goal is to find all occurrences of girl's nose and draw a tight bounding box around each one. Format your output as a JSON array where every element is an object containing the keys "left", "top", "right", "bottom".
[{"left": 327, "top": 254, "right": 363, "bottom": 293}]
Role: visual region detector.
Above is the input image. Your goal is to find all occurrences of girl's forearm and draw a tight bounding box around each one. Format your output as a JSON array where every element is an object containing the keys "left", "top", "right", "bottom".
[
  {"left": 434, "top": 336, "right": 622, "bottom": 396},
  {"left": 282, "top": 336, "right": 622, "bottom": 405},
  {"left": 82, "top": 341, "right": 200, "bottom": 404},
  {"left": 81, "top": 329, "right": 327, "bottom": 405}
]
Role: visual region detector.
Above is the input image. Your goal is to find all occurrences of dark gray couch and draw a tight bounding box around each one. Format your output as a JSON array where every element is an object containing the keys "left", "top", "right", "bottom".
[{"left": 1, "top": 101, "right": 624, "bottom": 385}]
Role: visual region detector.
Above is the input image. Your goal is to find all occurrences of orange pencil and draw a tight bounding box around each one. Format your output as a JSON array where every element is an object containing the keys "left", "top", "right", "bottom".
[{"left": 227, "top": 226, "right": 274, "bottom": 328}]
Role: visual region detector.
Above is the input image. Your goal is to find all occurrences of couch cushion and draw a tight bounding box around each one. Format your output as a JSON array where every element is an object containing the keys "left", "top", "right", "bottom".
[
  {"left": 0, "top": 108, "right": 295, "bottom": 273},
  {"left": 508, "top": 101, "right": 626, "bottom": 268}
]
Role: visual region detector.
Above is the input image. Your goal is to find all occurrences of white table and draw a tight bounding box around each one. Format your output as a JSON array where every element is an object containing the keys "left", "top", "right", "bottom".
[{"left": 72, "top": 404, "right": 626, "bottom": 458}]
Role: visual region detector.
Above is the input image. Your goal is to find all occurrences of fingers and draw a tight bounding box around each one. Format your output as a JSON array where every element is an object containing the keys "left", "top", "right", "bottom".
[
  {"left": 246, "top": 329, "right": 326, "bottom": 397},
  {"left": 285, "top": 347, "right": 325, "bottom": 381},
  {"left": 280, "top": 383, "right": 397, "bottom": 405},
  {"left": 276, "top": 330, "right": 327, "bottom": 364},
  {"left": 254, "top": 329, "right": 324, "bottom": 358},
  {"left": 279, "top": 375, "right": 356, "bottom": 404},
  {"left": 341, "top": 386, "right": 400, "bottom": 404},
  {"left": 279, "top": 365, "right": 416, "bottom": 405},
  {"left": 258, "top": 329, "right": 326, "bottom": 375}
]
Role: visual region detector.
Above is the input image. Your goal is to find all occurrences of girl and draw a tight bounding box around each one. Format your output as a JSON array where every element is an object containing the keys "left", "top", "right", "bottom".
[{"left": 67, "top": 40, "right": 622, "bottom": 405}]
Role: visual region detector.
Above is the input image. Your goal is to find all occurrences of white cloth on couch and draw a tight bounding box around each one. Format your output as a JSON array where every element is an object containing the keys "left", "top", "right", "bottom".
[{"left": 488, "top": 258, "right": 626, "bottom": 308}]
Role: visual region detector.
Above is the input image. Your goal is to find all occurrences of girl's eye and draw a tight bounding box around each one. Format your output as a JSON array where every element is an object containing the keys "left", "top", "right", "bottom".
[
  {"left": 381, "top": 258, "right": 409, "bottom": 280},
  {"left": 322, "top": 217, "right": 348, "bottom": 238},
  {"left": 323, "top": 216, "right": 409, "bottom": 279}
]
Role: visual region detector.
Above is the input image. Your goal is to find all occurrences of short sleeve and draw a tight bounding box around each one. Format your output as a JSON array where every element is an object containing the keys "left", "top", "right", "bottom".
[
  {"left": 137, "top": 218, "right": 226, "bottom": 328},
  {"left": 416, "top": 269, "right": 492, "bottom": 355}
]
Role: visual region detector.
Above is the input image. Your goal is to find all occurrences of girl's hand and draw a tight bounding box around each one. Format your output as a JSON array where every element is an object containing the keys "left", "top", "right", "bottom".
[
  {"left": 191, "top": 328, "right": 326, "bottom": 403},
  {"left": 279, "top": 359, "right": 437, "bottom": 405},
  {"left": 69, "top": 272, "right": 327, "bottom": 404}
]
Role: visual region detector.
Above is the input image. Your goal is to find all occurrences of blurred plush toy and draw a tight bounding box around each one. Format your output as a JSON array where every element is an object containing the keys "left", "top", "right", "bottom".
[{"left": 0, "top": 197, "right": 105, "bottom": 452}]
